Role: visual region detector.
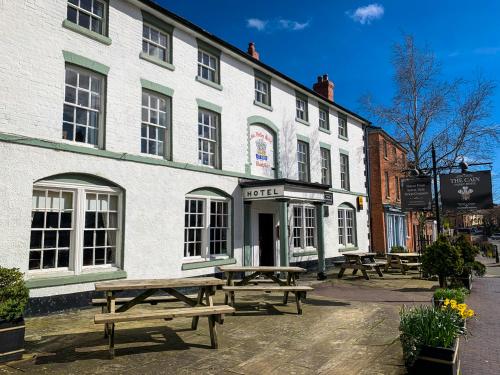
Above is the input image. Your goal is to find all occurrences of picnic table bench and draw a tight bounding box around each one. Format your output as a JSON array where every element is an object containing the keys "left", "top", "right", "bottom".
[
  {"left": 93, "top": 277, "right": 234, "bottom": 358},
  {"left": 218, "top": 266, "right": 313, "bottom": 315},
  {"left": 385, "top": 253, "right": 422, "bottom": 275},
  {"left": 337, "top": 252, "right": 385, "bottom": 280}
]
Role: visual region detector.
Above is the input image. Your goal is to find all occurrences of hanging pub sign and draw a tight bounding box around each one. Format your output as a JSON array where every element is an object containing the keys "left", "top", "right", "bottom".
[
  {"left": 440, "top": 171, "right": 493, "bottom": 211},
  {"left": 401, "top": 177, "right": 433, "bottom": 211},
  {"left": 249, "top": 125, "right": 275, "bottom": 178},
  {"left": 323, "top": 192, "right": 333, "bottom": 206}
]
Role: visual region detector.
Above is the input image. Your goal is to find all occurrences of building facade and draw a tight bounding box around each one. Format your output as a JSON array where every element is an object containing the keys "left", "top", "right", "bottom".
[
  {"left": 367, "top": 127, "right": 417, "bottom": 253},
  {"left": 0, "top": 0, "right": 370, "bottom": 307}
]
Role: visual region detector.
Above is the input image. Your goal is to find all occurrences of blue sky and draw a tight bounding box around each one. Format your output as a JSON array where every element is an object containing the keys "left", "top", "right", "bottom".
[{"left": 156, "top": 0, "right": 500, "bottom": 201}]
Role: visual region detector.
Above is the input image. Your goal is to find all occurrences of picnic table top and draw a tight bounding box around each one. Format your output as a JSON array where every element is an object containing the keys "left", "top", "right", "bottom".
[
  {"left": 388, "top": 253, "right": 421, "bottom": 257},
  {"left": 343, "top": 252, "right": 377, "bottom": 258},
  {"left": 95, "top": 277, "right": 225, "bottom": 291},
  {"left": 218, "top": 266, "right": 306, "bottom": 273}
]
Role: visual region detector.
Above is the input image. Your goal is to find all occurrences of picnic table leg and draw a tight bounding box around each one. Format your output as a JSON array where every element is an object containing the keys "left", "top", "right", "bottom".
[
  {"left": 338, "top": 267, "right": 346, "bottom": 279},
  {"left": 399, "top": 259, "right": 407, "bottom": 275},
  {"left": 107, "top": 291, "right": 116, "bottom": 358},
  {"left": 205, "top": 287, "right": 219, "bottom": 348},
  {"left": 224, "top": 272, "right": 233, "bottom": 305},
  {"left": 295, "top": 292, "right": 303, "bottom": 315},
  {"left": 191, "top": 287, "right": 205, "bottom": 330},
  {"left": 283, "top": 272, "right": 292, "bottom": 304},
  {"left": 352, "top": 269, "right": 358, "bottom": 275},
  {"left": 361, "top": 269, "right": 370, "bottom": 280},
  {"left": 375, "top": 266, "right": 384, "bottom": 277}
]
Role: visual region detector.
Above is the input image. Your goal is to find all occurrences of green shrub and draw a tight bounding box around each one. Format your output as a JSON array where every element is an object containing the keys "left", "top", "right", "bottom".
[
  {"left": 433, "top": 288, "right": 469, "bottom": 304},
  {"left": 399, "top": 305, "right": 463, "bottom": 368},
  {"left": 0, "top": 267, "right": 29, "bottom": 322},
  {"left": 453, "top": 235, "right": 486, "bottom": 277},
  {"left": 421, "top": 235, "right": 463, "bottom": 287},
  {"left": 391, "top": 245, "right": 408, "bottom": 253}
]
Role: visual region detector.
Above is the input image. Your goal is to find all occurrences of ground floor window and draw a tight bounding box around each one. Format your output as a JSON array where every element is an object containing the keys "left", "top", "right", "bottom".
[
  {"left": 184, "top": 193, "right": 230, "bottom": 259},
  {"left": 29, "top": 179, "right": 122, "bottom": 274},
  {"left": 338, "top": 204, "right": 356, "bottom": 247},
  {"left": 387, "top": 213, "right": 406, "bottom": 251},
  {"left": 292, "top": 204, "right": 316, "bottom": 250}
]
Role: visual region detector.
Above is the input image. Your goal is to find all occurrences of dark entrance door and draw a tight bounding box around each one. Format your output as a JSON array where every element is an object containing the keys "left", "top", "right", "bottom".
[{"left": 258, "top": 213, "right": 274, "bottom": 266}]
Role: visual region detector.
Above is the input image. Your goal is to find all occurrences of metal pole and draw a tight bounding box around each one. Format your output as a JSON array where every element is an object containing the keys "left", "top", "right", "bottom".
[{"left": 431, "top": 143, "right": 442, "bottom": 235}]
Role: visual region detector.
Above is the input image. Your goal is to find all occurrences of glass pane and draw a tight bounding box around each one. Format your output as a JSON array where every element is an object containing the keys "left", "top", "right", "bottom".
[
  {"left": 58, "top": 230, "right": 71, "bottom": 247},
  {"left": 47, "top": 191, "right": 60, "bottom": 210},
  {"left": 65, "top": 86, "right": 76, "bottom": 103},
  {"left": 29, "top": 251, "right": 41, "bottom": 270},
  {"left": 91, "top": 93, "right": 100, "bottom": 110},
  {"left": 91, "top": 78, "right": 101, "bottom": 93},
  {"left": 30, "top": 231, "right": 42, "bottom": 249},
  {"left": 83, "top": 248, "right": 93, "bottom": 266},
  {"left": 43, "top": 249, "right": 56, "bottom": 268},
  {"left": 65, "top": 69, "right": 77, "bottom": 86},
  {"left": 87, "top": 128, "right": 97, "bottom": 145},
  {"left": 44, "top": 231, "right": 57, "bottom": 248},
  {"left": 61, "top": 191, "right": 73, "bottom": 209},
  {"left": 95, "top": 248, "right": 105, "bottom": 265},
  {"left": 97, "top": 213, "right": 106, "bottom": 228},
  {"left": 106, "top": 248, "right": 114, "bottom": 264},
  {"left": 32, "top": 212, "right": 44, "bottom": 228},
  {"left": 84, "top": 231, "right": 94, "bottom": 247},
  {"left": 58, "top": 250, "right": 69, "bottom": 268},
  {"left": 87, "top": 194, "right": 97, "bottom": 210},
  {"left": 46, "top": 212, "right": 59, "bottom": 228},
  {"left": 79, "top": 12, "right": 90, "bottom": 29},
  {"left": 96, "top": 230, "right": 105, "bottom": 246},
  {"left": 99, "top": 195, "right": 108, "bottom": 211},
  {"left": 75, "top": 107, "right": 87, "bottom": 124},
  {"left": 67, "top": 6, "right": 77, "bottom": 23},
  {"left": 85, "top": 212, "right": 96, "bottom": 228},
  {"left": 80, "top": 0, "right": 92, "bottom": 11},
  {"left": 75, "top": 126, "right": 86, "bottom": 143},
  {"left": 109, "top": 196, "right": 118, "bottom": 211},
  {"left": 32, "top": 190, "right": 45, "bottom": 209}
]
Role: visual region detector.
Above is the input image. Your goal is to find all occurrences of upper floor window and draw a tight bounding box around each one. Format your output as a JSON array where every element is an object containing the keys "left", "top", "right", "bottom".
[
  {"left": 198, "top": 50, "right": 218, "bottom": 83},
  {"left": 142, "top": 24, "right": 169, "bottom": 63},
  {"left": 385, "top": 171, "right": 390, "bottom": 197},
  {"left": 63, "top": 65, "right": 104, "bottom": 146},
  {"left": 320, "top": 147, "right": 332, "bottom": 185},
  {"left": 141, "top": 90, "right": 170, "bottom": 157},
  {"left": 292, "top": 205, "right": 316, "bottom": 250},
  {"left": 29, "top": 178, "right": 122, "bottom": 273},
  {"left": 338, "top": 113, "right": 348, "bottom": 138},
  {"left": 198, "top": 109, "right": 220, "bottom": 168},
  {"left": 297, "top": 140, "right": 310, "bottom": 182},
  {"left": 255, "top": 78, "right": 270, "bottom": 106},
  {"left": 340, "top": 153, "right": 350, "bottom": 190},
  {"left": 296, "top": 93, "right": 308, "bottom": 122},
  {"left": 319, "top": 106, "right": 329, "bottom": 131},
  {"left": 184, "top": 193, "right": 230, "bottom": 259},
  {"left": 67, "top": 0, "right": 106, "bottom": 35},
  {"left": 383, "top": 140, "right": 388, "bottom": 158},
  {"left": 338, "top": 204, "right": 356, "bottom": 247},
  {"left": 395, "top": 176, "right": 401, "bottom": 200}
]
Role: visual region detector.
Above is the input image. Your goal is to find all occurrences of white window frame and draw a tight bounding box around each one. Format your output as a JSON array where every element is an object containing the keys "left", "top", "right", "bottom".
[
  {"left": 338, "top": 205, "right": 356, "bottom": 248},
  {"left": 320, "top": 147, "right": 332, "bottom": 185},
  {"left": 197, "top": 49, "right": 218, "bottom": 83},
  {"left": 319, "top": 108, "right": 329, "bottom": 130},
  {"left": 197, "top": 109, "right": 220, "bottom": 168},
  {"left": 296, "top": 98, "right": 307, "bottom": 120},
  {"left": 67, "top": 0, "right": 107, "bottom": 35},
  {"left": 292, "top": 204, "right": 317, "bottom": 251},
  {"left": 255, "top": 78, "right": 270, "bottom": 105},
  {"left": 297, "top": 140, "right": 310, "bottom": 182},
  {"left": 183, "top": 194, "right": 231, "bottom": 262},
  {"left": 141, "top": 89, "right": 170, "bottom": 158},
  {"left": 338, "top": 113, "right": 348, "bottom": 138},
  {"left": 340, "top": 153, "right": 350, "bottom": 190},
  {"left": 28, "top": 181, "right": 123, "bottom": 278},
  {"left": 142, "top": 23, "right": 170, "bottom": 63}
]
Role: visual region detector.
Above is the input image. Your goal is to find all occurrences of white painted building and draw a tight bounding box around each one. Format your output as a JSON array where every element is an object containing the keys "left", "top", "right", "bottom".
[{"left": 0, "top": 0, "right": 371, "bottom": 310}]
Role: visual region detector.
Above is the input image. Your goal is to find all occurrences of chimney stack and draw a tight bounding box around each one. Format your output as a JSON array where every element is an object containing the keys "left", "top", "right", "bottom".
[
  {"left": 247, "top": 42, "right": 259, "bottom": 60},
  {"left": 313, "top": 74, "right": 334, "bottom": 102}
]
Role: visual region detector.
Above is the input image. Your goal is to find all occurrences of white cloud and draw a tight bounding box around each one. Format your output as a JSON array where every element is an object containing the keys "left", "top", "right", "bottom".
[
  {"left": 247, "top": 18, "right": 268, "bottom": 31},
  {"left": 278, "top": 19, "right": 310, "bottom": 31},
  {"left": 347, "top": 3, "right": 384, "bottom": 25}
]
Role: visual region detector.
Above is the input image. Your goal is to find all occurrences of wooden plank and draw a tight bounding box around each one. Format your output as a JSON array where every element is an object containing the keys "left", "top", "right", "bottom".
[
  {"left": 94, "top": 305, "right": 235, "bottom": 324},
  {"left": 115, "top": 289, "right": 157, "bottom": 313},
  {"left": 162, "top": 288, "right": 198, "bottom": 307},
  {"left": 191, "top": 287, "right": 205, "bottom": 330},
  {"left": 218, "top": 266, "right": 306, "bottom": 273},
  {"left": 95, "top": 277, "right": 225, "bottom": 291},
  {"left": 222, "top": 285, "right": 313, "bottom": 292},
  {"left": 231, "top": 279, "right": 287, "bottom": 284},
  {"left": 92, "top": 295, "right": 197, "bottom": 306}
]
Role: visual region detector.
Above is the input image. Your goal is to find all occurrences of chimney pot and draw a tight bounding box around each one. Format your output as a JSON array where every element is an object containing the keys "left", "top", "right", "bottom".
[
  {"left": 247, "top": 42, "right": 259, "bottom": 60},
  {"left": 312, "top": 73, "right": 335, "bottom": 102},
  {"left": 322, "top": 74, "right": 328, "bottom": 81}
]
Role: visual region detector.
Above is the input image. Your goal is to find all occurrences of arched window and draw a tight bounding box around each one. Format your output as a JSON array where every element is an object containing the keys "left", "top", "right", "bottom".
[
  {"left": 29, "top": 173, "right": 123, "bottom": 273},
  {"left": 184, "top": 188, "right": 231, "bottom": 260},
  {"left": 338, "top": 203, "right": 356, "bottom": 247}
]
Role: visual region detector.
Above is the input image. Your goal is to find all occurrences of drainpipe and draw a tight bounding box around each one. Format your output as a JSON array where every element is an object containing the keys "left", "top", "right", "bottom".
[{"left": 365, "top": 125, "right": 372, "bottom": 253}]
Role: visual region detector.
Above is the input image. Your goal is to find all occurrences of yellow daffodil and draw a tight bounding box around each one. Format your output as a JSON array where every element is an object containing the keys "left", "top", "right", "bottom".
[{"left": 443, "top": 298, "right": 450, "bottom": 306}]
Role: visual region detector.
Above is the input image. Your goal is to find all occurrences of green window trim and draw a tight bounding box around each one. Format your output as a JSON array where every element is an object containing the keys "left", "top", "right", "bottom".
[
  {"left": 62, "top": 19, "right": 112, "bottom": 45},
  {"left": 338, "top": 134, "right": 349, "bottom": 141},
  {"left": 196, "top": 98, "right": 222, "bottom": 114},
  {"left": 292, "top": 250, "right": 318, "bottom": 257},
  {"left": 253, "top": 100, "right": 273, "bottom": 112},
  {"left": 296, "top": 118, "right": 310, "bottom": 126},
  {"left": 141, "top": 11, "right": 174, "bottom": 34},
  {"left": 296, "top": 134, "right": 310, "bottom": 143},
  {"left": 339, "top": 246, "right": 359, "bottom": 253},
  {"left": 319, "top": 142, "right": 331, "bottom": 150},
  {"left": 254, "top": 69, "right": 271, "bottom": 81},
  {"left": 181, "top": 257, "right": 236, "bottom": 270},
  {"left": 339, "top": 148, "right": 350, "bottom": 155},
  {"left": 319, "top": 127, "right": 331, "bottom": 134},
  {"left": 141, "top": 78, "right": 174, "bottom": 97},
  {"left": 25, "top": 270, "right": 127, "bottom": 289},
  {"left": 139, "top": 52, "right": 175, "bottom": 71},
  {"left": 195, "top": 76, "right": 223, "bottom": 91},
  {"left": 196, "top": 39, "right": 222, "bottom": 57},
  {"left": 62, "top": 50, "right": 110, "bottom": 75},
  {"left": 141, "top": 11, "right": 174, "bottom": 65}
]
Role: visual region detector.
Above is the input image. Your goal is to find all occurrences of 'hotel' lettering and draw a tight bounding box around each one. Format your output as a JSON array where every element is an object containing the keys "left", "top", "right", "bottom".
[{"left": 246, "top": 188, "right": 281, "bottom": 198}]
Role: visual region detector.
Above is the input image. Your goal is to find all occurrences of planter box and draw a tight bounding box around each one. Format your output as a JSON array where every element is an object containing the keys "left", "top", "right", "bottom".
[
  {"left": 0, "top": 318, "right": 25, "bottom": 363},
  {"left": 408, "top": 338, "right": 460, "bottom": 375}
]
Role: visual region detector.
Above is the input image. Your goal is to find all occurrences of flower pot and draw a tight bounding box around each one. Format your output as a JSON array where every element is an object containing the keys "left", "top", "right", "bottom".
[
  {"left": 407, "top": 338, "right": 460, "bottom": 375},
  {"left": 0, "top": 318, "right": 25, "bottom": 363}
]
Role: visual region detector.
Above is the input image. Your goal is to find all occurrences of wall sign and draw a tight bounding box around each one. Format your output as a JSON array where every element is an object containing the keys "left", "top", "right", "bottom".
[
  {"left": 249, "top": 125, "right": 275, "bottom": 178},
  {"left": 440, "top": 171, "right": 493, "bottom": 211},
  {"left": 401, "top": 177, "right": 433, "bottom": 211},
  {"left": 243, "top": 185, "right": 284, "bottom": 200},
  {"left": 324, "top": 192, "right": 333, "bottom": 205}
]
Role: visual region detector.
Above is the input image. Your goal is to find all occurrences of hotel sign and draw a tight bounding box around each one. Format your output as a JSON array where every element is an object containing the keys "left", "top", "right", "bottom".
[
  {"left": 401, "top": 177, "right": 433, "bottom": 211},
  {"left": 243, "top": 185, "right": 284, "bottom": 200},
  {"left": 249, "top": 125, "right": 275, "bottom": 178},
  {"left": 440, "top": 171, "right": 493, "bottom": 211}
]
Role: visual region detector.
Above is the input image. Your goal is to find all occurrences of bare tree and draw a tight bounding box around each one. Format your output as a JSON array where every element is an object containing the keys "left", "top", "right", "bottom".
[
  {"left": 362, "top": 35, "right": 499, "bottom": 171},
  {"left": 279, "top": 113, "right": 297, "bottom": 178}
]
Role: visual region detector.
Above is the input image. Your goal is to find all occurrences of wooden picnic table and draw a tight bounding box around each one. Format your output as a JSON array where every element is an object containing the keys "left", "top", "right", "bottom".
[
  {"left": 93, "top": 277, "right": 233, "bottom": 358},
  {"left": 385, "top": 253, "right": 422, "bottom": 274},
  {"left": 337, "top": 252, "right": 385, "bottom": 280},
  {"left": 218, "top": 266, "right": 313, "bottom": 314}
]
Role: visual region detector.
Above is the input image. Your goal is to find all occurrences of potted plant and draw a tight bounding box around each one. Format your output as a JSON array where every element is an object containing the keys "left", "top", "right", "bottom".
[
  {"left": 399, "top": 305, "right": 466, "bottom": 375},
  {"left": 452, "top": 235, "right": 486, "bottom": 290},
  {"left": 432, "top": 288, "right": 469, "bottom": 308},
  {"left": 421, "top": 235, "right": 463, "bottom": 287},
  {"left": 0, "top": 267, "right": 29, "bottom": 363},
  {"left": 391, "top": 245, "right": 407, "bottom": 253}
]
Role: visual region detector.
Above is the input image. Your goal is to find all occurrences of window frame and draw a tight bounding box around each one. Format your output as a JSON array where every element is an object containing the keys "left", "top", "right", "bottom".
[
  {"left": 295, "top": 92, "right": 309, "bottom": 122},
  {"left": 320, "top": 147, "right": 332, "bottom": 186},
  {"left": 292, "top": 204, "right": 317, "bottom": 251},
  {"left": 141, "top": 89, "right": 171, "bottom": 158},
  {"left": 142, "top": 23, "right": 170, "bottom": 63},
  {"left": 319, "top": 105, "right": 330, "bottom": 131},
  {"left": 297, "top": 140, "right": 310, "bottom": 182},
  {"left": 29, "top": 180, "right": 123, "bottom": 277},
  {"left": 63, "top": 64, "right": 106, "bottom": 149},
  {"left": 338, "top": 205, "right": 357, "bottom": 248},
  {"left": 197, "top": 108, "right": 221, "bottom": 169},
  {"left": 338, "top": 112, "right": 348, "bottom": 138},
  {"left": 395, "top": 175, "right": 401, "bottom": 201},
  {"left": 255, "top": 77, "right": 270, "bottom": 106},
  {"left": 66, "top": 0, "right": 109, "bottom": 37},
  {"left": 197, "top": 49, "right": 219, "bottom": 84},
  {"left": 340, "top": 153, "right": 350, "bottom": 190},
  {"left": 385, "top": 171, "right": 390, "bottom": 198},
  {"left": 183, "top": 194, "right": 231, "bottom": 261}
]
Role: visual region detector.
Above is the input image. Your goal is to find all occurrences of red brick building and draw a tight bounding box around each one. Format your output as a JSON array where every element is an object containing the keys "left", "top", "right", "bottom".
[{"left": 367, "top": 127, "right": 417, "bottom": 253}]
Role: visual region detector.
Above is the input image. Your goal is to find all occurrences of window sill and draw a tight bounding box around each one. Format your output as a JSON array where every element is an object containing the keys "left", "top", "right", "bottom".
[
  {"left": 338, "top": 134, "right": 349, "bottom": 141},
  {"left": 25, "top": 269, "right": 127, "bottom": 289},
  {"left": 319, "top": 127, "right": 331, "bottom": 134},
  {"left": 339, "top": 247, "right": 359, "bottom": 253},
  {"left": 253, "top": 100, "right": 273, "bottom": 112},
  {"left": 181, "top": 257, "right": 236, "bottom": 270},
  {"left": 195, "top": 76, "right": 223, "bottom": 91},
  {"left": 292, "top": 250, "right": 318, "bottom": 257},
  {"left": 295, "top": 118, "right": 310, "bottom": 126},
  {"left": 139, "top": 52, "right": 175, "bottom": 71},
  {"left": 62, "top": 19, "right": 112, "bottom": 45}
]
